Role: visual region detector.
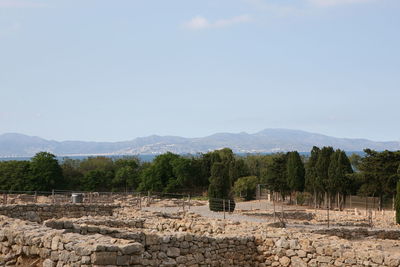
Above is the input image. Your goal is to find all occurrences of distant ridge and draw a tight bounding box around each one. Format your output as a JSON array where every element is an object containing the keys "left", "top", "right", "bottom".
[{"left": 0, "top": 129, "right": 399, "bottom": 157}]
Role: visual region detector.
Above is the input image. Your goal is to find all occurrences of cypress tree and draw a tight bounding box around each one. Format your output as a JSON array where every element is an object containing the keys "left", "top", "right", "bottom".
[
  {"left": 328, "top": 150, "right": 353, "bottom": 209},
  {"left": 315, "top": 146, "right": 334, "bottom": 194},
  {"left": 396, "top": 165, "right": 400, "bottom": 224},
  {"left": 305, "top": 146, "right": 320, "bottom": 206},
  {"left": 266, "top": 154, "right": 289, "bottom": 198},
  {"left": 315, "top": 146, "right": 334, "bottom": 207},
  {"left": 208, "top": 162, "right": 235, "bottom": 211},
  {"left": 327, "top": 150, "right": 340, "bottom": 195},
  {"left": 286, "top": 151, "right": 305, "bottom": 192}
]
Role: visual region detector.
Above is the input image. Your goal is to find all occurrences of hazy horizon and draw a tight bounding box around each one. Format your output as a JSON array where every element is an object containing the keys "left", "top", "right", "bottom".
[{"left": 1, "top": 128, "right": 399, "bottom": 143}]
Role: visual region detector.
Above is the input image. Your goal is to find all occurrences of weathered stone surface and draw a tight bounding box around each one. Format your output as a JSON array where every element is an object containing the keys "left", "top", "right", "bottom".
[
  {"left": 43, "top": 259, "right": 55, "bottom": 267},
  {"left": 167, "top": 247, "right": 180, "bottom": 257},
  {"left": 91, "top": 251, "right": 117, "bottom": 265},
  {"left": 119, "top": 243, "right": 143, "bottom": 255}
]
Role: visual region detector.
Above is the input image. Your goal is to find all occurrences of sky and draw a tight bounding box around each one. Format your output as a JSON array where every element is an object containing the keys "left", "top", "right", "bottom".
[{"left": 0, "top": 0, "right": 399, "bottom": 142}]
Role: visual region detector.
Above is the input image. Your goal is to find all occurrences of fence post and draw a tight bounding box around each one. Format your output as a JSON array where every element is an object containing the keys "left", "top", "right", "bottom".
[
  {"left": 273, "top": 196, "right": 276, "bottom": 222},
  {"left": 228, "top": 199, "right": 231, "bottom": 213},
  {"left": 52, "top": 189, "right": 55, "bottom": 204},
  {"left": 327, "top": 206, "right": 330, "bottom": 228},
  {"left": 139, "top": 193, "right": 142, "bottom": 210},
  {"left": 182, "top": 197, "right": 185, "bottom": 212},
  {"left": 188, "top": 194, "right": 191, "bottom": 210},
  {"left": 223, "top": 200, "right": 226, "bottom": 219},
  {"left": 34, "top": 191, "right": 37, "bottom": 203},
  {"left": 147, "top": 191, "right": 150, "bottom": 207}
]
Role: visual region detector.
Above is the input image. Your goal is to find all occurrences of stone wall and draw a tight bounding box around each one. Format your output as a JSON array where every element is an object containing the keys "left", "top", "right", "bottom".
[
  {"left": 1, "top": 214, "right": 400, "bottom": 266},
  {"left": 0, "top": 216, "right": 260, "bottom": 266},
  {"left": 0, "top": 204, "right": 119, "bottom": 222},
  {"left": 312, "top": 227, "right": 400, "bottom": 240}
]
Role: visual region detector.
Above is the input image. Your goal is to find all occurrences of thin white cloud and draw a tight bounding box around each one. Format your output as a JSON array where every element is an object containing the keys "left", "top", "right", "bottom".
[
  {"left": 183, "top": 15, "right": 252, "bottom": 30},
  {"left": 307, "top": 0, "right": 375, "bottom": 7},
  {"left": 0, "top": 0, "right": 46, "bottom": 8}
]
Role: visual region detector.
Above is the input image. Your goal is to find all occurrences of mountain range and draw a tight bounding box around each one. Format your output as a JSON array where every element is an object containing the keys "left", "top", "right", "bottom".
[{"left": 0, "top": 129, "right": 399, "bottom": 157}]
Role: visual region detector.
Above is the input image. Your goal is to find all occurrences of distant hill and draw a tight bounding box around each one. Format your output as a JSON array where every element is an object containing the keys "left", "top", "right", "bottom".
[{"left": 0, "top": 129, "right": 399, "bottom": 157}]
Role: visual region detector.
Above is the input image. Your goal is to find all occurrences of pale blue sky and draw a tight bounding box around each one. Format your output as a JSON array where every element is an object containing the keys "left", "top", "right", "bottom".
[{"left": 1, "top": 0, "right": 399, "bottom": 142}]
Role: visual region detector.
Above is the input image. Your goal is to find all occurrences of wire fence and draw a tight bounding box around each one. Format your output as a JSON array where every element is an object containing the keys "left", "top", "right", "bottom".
[
  {"left": 0, "top": 190, "right": 192, "bottom": 209},
  {"left": 0, "top": 189, "right": 397, "bottom": 229}
]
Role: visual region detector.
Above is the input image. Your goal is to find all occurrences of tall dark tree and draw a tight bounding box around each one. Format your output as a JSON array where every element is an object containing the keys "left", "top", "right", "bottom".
[
  {"left": 208, "top": 162, "right": 234, "bottom": 211},
  {"left": 82, "top": 169, "right": 113, "bottom": 192},
  {"left": 358, "top": 149, "right": 400, "bottom": 210},
  {"left": 113, "top": 166, "right": 139, "bottom": 191},
  {"left": 305, "top": 146, "right": 321, "bottom": 207},
  {"left": 328, "top": 150, "right": 353, "bottom": 209},
  {"left": 395, "top": 180, "right": 400, "bottom": 224},
  {"left": 315, "top": 147, "right": 334, "bottom": 193},
  {"left": 396, "top": 164, "right": 400, "bottom": 224},
  {"left": 29, "top": 152, "right": 64, "bottom": 191},
  {"left": 265, "top": 154, "right": 289, "bottom": 198},
  {"left": 305, "top": 146, "right": 320, "bottom": 192},
  {"left": 61, "top": 158, "right": 83, "bottom": 190},
  {"left": 286, "top": 151, "right": 305, "bottom": 193},
  {"left": 233, "top": 176, "right": 259, "bottom": 201},
  {"left": 138, "top": 152, "right": 180, "bottom": 192},
  {"left": 0, "top": 161, "right": 31, "bottom": 191}
]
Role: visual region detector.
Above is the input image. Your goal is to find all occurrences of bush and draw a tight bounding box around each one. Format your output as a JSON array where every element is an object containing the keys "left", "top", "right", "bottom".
[
  {"left": 233, "top": 176, "right": 259, "bottom": 201},
  {"left": 209, "top": 198, "right": 236, "bottom": 212},
  {"left": 295, "top": 192, "right": 310, "bottom": 205}
]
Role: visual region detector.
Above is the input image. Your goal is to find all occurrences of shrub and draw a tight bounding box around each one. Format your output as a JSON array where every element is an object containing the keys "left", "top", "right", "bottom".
[{"left": 233, "top": 176, "right": 259, "bottom": 201}]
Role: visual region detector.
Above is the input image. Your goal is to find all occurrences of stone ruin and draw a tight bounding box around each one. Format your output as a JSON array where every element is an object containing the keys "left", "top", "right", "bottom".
[{"left": 0, "top": 202, "right": 399, "bottom": 266}]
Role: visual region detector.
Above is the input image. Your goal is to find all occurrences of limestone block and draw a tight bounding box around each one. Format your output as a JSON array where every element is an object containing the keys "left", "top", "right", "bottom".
[{"left": 91, "top": 251, "right": 117, "bottom": 265}]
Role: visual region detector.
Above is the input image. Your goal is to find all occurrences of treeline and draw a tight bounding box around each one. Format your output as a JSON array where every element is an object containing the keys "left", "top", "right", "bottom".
[
  {"left": 0, "top": 149, "right": 249, "bottom": 193},
  {"left": 0, "top": 148, "right": 399, "bottom": 210}
]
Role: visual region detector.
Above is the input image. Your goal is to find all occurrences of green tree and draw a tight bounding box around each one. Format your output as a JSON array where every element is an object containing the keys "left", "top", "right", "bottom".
[
  {"left": 138, "top": 152, "right": 180, "bottom": 192},
  {"left": 315, "top": 146, "right": 334, "bottom": 207},
  {"left": 305, "top": 146, "right": 320, "bottom": 194},
  {"left": 0, "top": 160, "right": 31, "bottom": 191},
  {"left": 327, "top": 150, "right": 353, "bottom": 209},
  {"left": 82, "top": 169, "right": 113, "bottom": 191},
  {"left": 113, "top": 166, "right": 139, "bottom": 191},
  {"left": 61, "top": 158, "right": 83, "bottom": 190},
  {"left": 29, "top": 152, "right": 64, "bottom": 191},
  {"left": 358, "top": 149, "right": 400, "bottom": 210},
  {"left": 265, "top": 153, "right": 289, "bottom": 198},
  {"left": 305, "top": 146, "right": 321, "bottom": 207},
  {"left": 233, "top": 176, "right": 259, "bottom": 201},
  {"left": 208, "top": 162, "right": 234, "bottom": 211},
  {"left": 79, "top": 156, "right": 114, "bottom": 174},
  {"left": 348, "top": 153, "right": 362, "bottom": 171},
  {"left": 286, "top": 151, "right": 305, "bottom": 193}
]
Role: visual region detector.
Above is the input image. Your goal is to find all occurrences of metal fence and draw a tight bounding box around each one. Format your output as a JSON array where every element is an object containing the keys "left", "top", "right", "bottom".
[
  {"left": 0, "top": 189, "right": 396, "bottom": 229},
  {"left": 0, "top": 190, "right": 191, "bottom": 208}
]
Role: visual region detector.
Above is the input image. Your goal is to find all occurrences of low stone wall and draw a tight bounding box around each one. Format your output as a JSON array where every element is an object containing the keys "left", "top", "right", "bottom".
[
  {"left": 256, "top": 232, "right": 400, "bottom": 267},
  {"left": 0, "top": 216, "right": 260, "bottom": 266},
  {"left": 1, "top": 214, "right": 400, "bottom": 266},
  {"left": 0, "top": 204, "right": 120, "bottom": 222},
  {"left": 312, "top": 227, "right": 400, "bottom": 240},
  {"left": 44, "top": 217, "right": 145, "bottom": 230}
]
